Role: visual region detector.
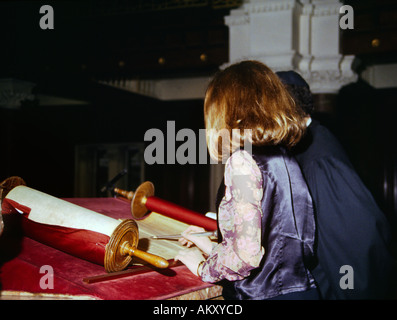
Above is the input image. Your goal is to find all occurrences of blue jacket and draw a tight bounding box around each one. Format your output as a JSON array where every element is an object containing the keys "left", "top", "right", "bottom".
[{"left": 218, "top": 146, "right": 317, "bottom": 300}]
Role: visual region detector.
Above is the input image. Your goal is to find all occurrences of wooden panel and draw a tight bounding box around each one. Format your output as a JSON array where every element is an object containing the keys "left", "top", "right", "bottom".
[
  {"left": 340, "top": 1, "right": 397, "bottom": 55},
  {"left": 341, "top": 30, "right": 397, "bottom": 55}
]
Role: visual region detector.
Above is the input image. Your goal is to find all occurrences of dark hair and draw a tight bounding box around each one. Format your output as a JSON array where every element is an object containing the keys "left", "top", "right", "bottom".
[
  {"left": 276, "top": 71, "right": 314, "bottom": 115},
  {"left": 283, "top": 84, "right": 314, "bottom": 115}
]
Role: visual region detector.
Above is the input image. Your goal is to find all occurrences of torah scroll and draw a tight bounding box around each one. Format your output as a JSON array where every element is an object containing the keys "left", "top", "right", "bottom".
[{"left": 1, "top": 183, "right": 169, "bottom": 272}]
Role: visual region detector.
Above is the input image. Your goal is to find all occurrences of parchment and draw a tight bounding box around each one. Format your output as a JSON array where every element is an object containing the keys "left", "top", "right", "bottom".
[{"left": 5, "top": 186, "right": 119, "bottom": 236}]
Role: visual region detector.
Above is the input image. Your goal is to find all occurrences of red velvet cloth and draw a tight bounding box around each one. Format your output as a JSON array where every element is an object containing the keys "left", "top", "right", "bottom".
[{"left": 0, "top": 197, "right": 216, "bottom": 300}]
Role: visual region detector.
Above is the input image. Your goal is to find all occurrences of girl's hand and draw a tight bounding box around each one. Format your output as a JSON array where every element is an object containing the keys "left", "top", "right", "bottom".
[
  {"left": 178, "top": 225, "right": 214, "bottom": 255},
  {"left": 175, "top": 247, "right": 205, "bottom": 277}
]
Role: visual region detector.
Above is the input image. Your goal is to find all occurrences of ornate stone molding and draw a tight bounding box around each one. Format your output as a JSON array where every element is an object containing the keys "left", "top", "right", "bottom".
[
  {"left": 243, "top": 0, "right": 296, "bottom": 13},
  {"left": 224, "top": 9, "right": 249, "bottom": 26},
  {"left": 361, "top": 63, "right": 397, "bottom": 89},
  {"left": 98, "top": 76, "right": 211, "bottom": 100},
  {"left": 312, "top": 0, "right": 340, "bottom": 16},
  {"left": 225, "top": 0, "right": 357, "bottom": 94}
]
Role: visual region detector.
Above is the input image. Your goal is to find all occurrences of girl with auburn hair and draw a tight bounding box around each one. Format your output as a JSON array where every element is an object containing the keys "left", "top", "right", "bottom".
[
  {"left": 175, "top": 60, "right": 319, "bottom": 300},
  {"left": 204, "top": 60, "right": 306, "bottom": 162}
]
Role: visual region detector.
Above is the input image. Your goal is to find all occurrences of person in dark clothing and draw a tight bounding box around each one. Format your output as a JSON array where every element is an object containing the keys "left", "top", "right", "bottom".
[{"left": 276, "top": 70, "right": 396, "bottom": 299}]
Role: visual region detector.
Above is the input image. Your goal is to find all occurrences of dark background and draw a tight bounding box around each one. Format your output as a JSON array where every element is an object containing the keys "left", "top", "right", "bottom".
[{"left": 1, "top": 1, "right": 396, "bottom": 226}]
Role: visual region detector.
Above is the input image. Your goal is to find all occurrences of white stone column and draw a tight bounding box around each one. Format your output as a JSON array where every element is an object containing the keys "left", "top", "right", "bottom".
[
  {"left": 303, "top": 0, "right": 356, "bottom": 93},
  {"left": 225, "top": 0, "right": 301, "bottom": 71},
  {"left": 224, "top": 0, "right": 357, "bottom": 94}
]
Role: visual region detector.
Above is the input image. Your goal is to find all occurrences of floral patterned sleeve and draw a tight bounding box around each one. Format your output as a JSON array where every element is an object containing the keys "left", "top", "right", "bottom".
[{"left": 201, "top": 150, "right": 265, "bottom": 283}]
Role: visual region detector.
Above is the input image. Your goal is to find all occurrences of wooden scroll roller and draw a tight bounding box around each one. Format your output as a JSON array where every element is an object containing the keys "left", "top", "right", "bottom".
[
  {"left": 0, "top": 176, "right": 169, "bottom": 272},
  {"left": 114, "top": 181, "right": 218, "bottom": 231}
]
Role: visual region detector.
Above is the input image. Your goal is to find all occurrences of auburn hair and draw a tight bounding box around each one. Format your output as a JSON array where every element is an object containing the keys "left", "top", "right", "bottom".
[{"left": 204, "top": 60, "right": 307, "bottom": 162}]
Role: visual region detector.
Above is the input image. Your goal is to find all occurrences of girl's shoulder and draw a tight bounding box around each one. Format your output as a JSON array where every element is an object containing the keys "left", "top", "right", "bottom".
[{"left": 226, "top": 149, "right": 261, "bottom": 177}]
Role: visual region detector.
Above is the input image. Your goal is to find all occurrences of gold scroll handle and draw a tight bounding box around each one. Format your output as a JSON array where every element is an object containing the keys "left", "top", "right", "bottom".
[
  {"left": 114, "top": 187, "right": 134, "bottom": 201},
  {"left": 0, "top": 176, "right": 26, "bottom": 202},
  {"left": 114, "top": 181, "right": 154, "bottom": 219},
  {"left": 104, "top": 219, "right": 169, "bottom": 272}
]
